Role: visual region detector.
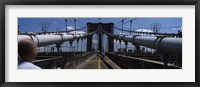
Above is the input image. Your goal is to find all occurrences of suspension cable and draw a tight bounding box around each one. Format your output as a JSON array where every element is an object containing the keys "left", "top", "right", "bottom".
[
  {"left": 114, "top": 18, "right": 127, "bottom": 26},
  {"left": 114, "top": 27, "right": 179, "bottom": 36},
  {"left": 114, "top": 18, "right": 138, "bottom": 27},
  {"left": 35, "top": 27, "right": 86, "bottom": 35}
]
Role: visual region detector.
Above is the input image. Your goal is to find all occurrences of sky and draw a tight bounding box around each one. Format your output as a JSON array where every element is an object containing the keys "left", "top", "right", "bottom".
[
  {"left": 18, "top": 18, "right": 182, "bottom": 52},
  {"left": 18, "top": 18, "right": 182, "bottom": 33}
]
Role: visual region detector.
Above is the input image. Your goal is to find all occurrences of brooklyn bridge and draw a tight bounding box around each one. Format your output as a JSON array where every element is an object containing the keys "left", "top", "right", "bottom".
[{"left": 18, "top": 18, "right": 182, "bottom": 69}]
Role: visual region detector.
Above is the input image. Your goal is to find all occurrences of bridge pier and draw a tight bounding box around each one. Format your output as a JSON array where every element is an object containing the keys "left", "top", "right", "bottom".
[
  {"left": 56, "top": 44, "right": 61, "bottom": 53},
  {"left": 161, "top": 54, "right": 169, "bottom": 67},
  {"left": 69, "top": 41, "right": 73, "bottom": 52},
  {"left": 86, "top": 22, "right": 114, "bottom": 52}
]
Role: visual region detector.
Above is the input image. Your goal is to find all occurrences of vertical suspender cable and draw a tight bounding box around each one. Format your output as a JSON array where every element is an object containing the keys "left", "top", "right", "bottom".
[
  {"left": 122, "top": 20, "right": 124, "bottom": 35},
  {"left": 74, "top": 19, "right": 77, "bottom": 35},
  {"left": 66, "top": 19, "right": 68, "bottom": 31},
  {"left": 130, "top": 20, "right": 132, "bottom": 35}
]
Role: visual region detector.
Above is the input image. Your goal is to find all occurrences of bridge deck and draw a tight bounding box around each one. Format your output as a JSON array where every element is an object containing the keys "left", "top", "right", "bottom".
[{"left": 76, "top": 54, "right": 108, "bottom": 69}]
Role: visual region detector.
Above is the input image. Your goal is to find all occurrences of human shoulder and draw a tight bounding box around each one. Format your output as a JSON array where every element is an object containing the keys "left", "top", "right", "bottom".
[{"left": 18, "top": 62, "right": 41, "bottom": 69}]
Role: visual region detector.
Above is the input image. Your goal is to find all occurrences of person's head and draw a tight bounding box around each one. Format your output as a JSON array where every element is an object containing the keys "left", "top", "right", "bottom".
[{"left": 18, "top": 39, "right": 37, "bottom": 62}]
